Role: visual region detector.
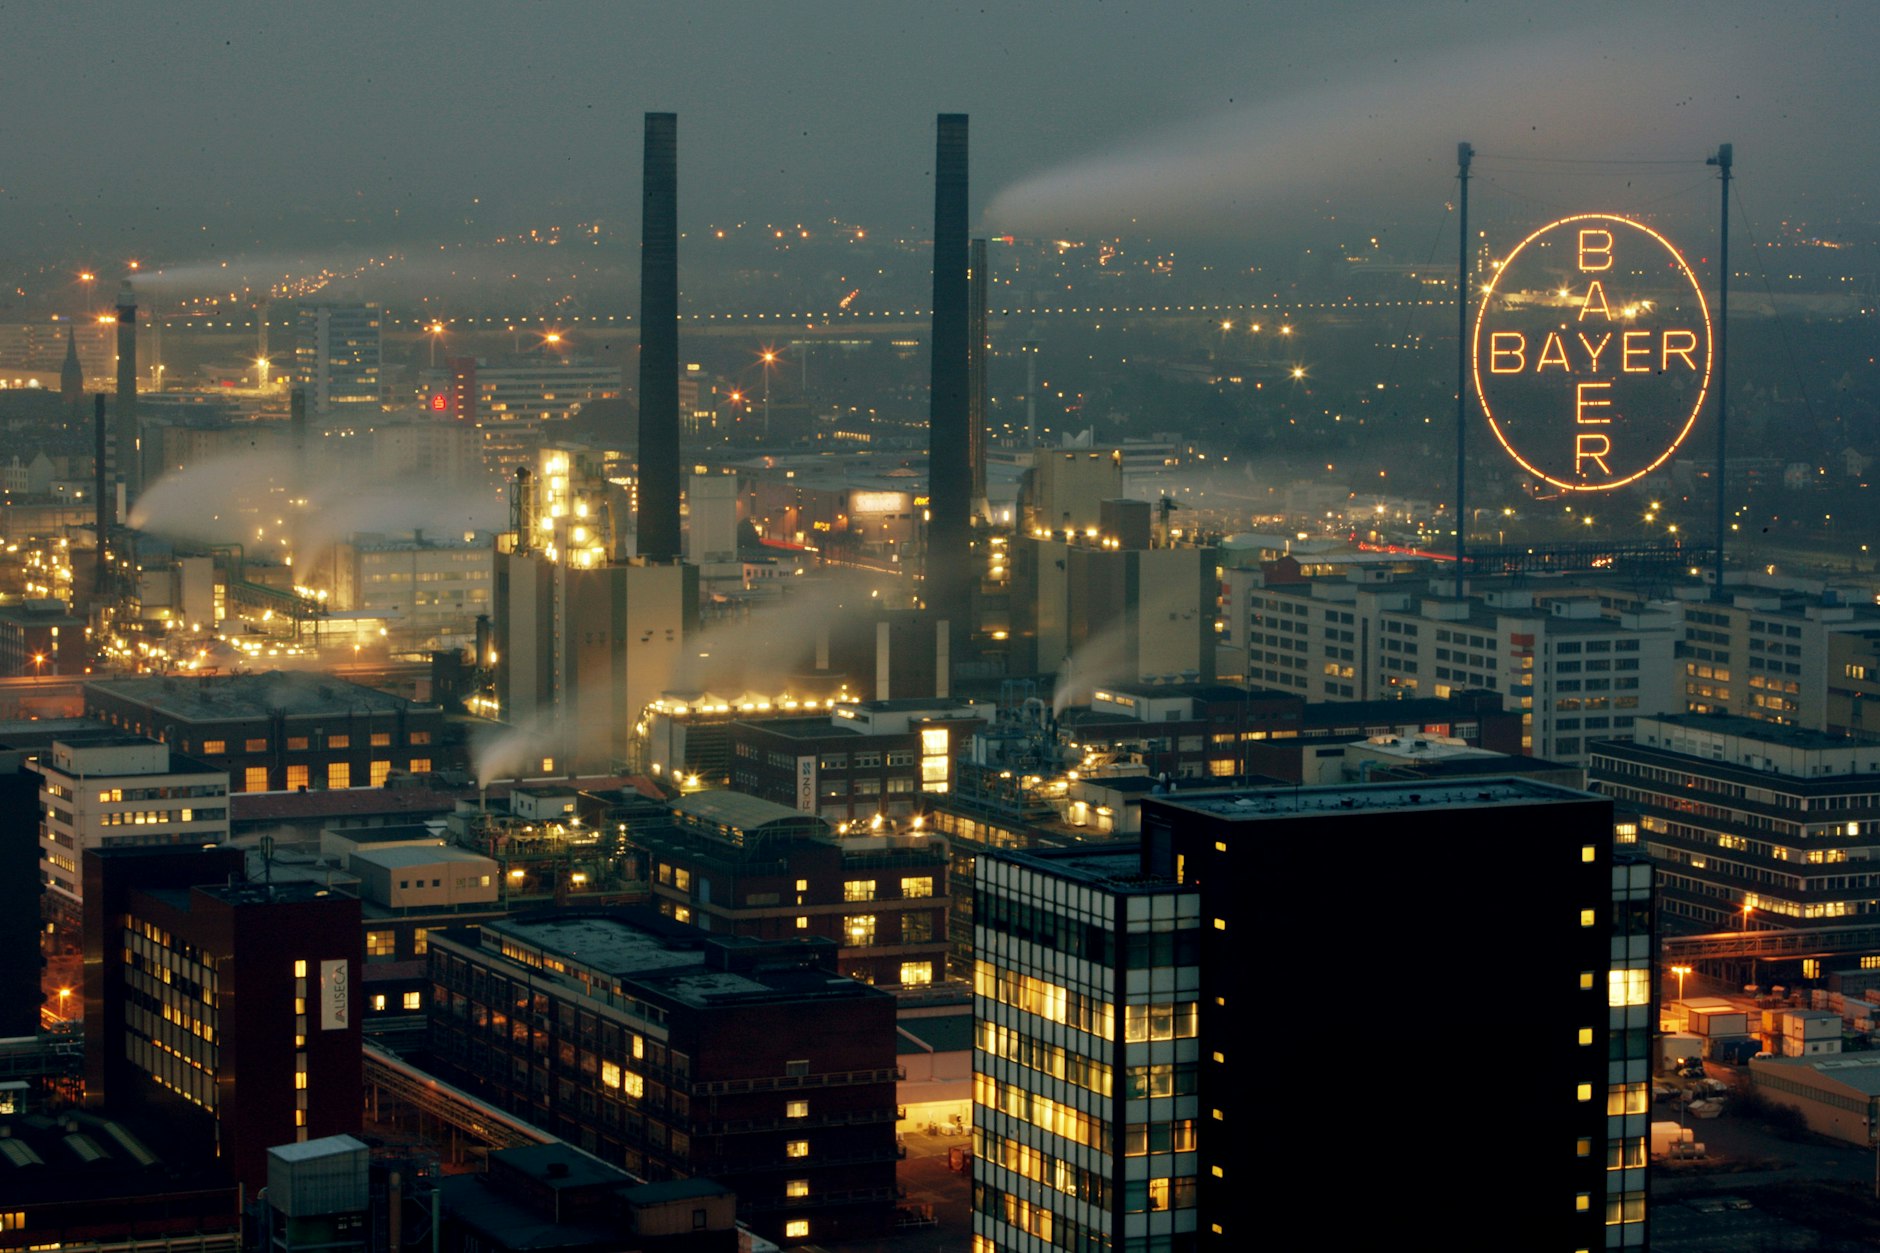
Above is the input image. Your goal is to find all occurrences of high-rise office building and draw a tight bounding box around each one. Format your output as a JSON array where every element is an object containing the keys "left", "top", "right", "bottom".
[
  {"left": 971, "top": 779, "right": 1651, "bottom": 1250},
  {"left": 972, "top": 845, "right": 1202, "bottom": 1251},
  {"left": 295, "top": 304, "right": 383, "bottom": 414},
  {"left": 1139, "top": 780, "right": 1651, "bottom": 1249},
  {"left": 82, "top": 844, "right": 364, "bottom": 1192}
]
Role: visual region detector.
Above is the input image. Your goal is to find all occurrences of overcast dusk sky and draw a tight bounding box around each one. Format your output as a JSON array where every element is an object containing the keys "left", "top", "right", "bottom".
[{"left": 4, "top": 1, "right": 1872, "bottom": 254}]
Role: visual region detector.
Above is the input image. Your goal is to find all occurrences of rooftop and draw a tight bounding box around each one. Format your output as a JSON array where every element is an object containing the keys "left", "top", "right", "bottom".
[
  {"left": 349, "top": 844, "right": 491, "bottom": 870},
  {"left": 673, "top": 789, "right": 832, "bottom": 835},
  {"left": 998, "top": 843, "right": 1174, "bottom": 891},
  {"left": 484, "top": 912, "right": 875, "bottom": 1010},
  {"left": 86, "top": 670, "right": 425, "bottom": 722},
  {"left": 737, "top": 715, "right": 862, "bottom": 741},
  {"left": 1757, "top": 1053, "right": 1880, "bottom": 1097},
  {"left": 1146, "top": 777, "right": 1596, "bottom": 821},
  {"left": 1631, "top": 712, "right": 1868, "bottom": 753}
]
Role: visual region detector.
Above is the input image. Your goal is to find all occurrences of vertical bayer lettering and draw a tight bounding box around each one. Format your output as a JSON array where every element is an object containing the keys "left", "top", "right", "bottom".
[{"left": 1471, "top": 214, "right": 1713, "bottom": 492}]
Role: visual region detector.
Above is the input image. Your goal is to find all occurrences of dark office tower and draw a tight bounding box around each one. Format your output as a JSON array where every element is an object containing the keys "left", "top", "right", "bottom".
[
  {"left": 637, "top": 111, "right": 681, "bottom": 563},
  {"left": 60, "top": 324, "right": 83, "bottom": 415},
  {"left": 968, "top": 237, "right": 989, "bottom": 519},
  {"left": 0, "top": 753, "right": 44, "bottom": 1036},
  {"left": 115, "top": 282, "right": 139, "bottom": 507},
  {"left": 84, "top": 845, "right": 363, "bottom": 1193},
  {"left": 927, "top": 114, "right": 971, "bottom": 657}
]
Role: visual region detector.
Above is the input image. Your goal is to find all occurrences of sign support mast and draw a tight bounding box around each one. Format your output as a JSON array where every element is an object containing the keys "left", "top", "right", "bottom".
[
  {"left": 1455, "top": 142, "right": 1473, "bottom": 589},
  {"left": 1707, "top": 143, "right": 1732, "bottom": 600}
]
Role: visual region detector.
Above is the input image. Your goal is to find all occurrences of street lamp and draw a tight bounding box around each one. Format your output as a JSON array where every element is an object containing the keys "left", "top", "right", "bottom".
[
  {"left": 428, "top": 321, "right": 446, "bottom": 367},
  {"left": 31, "top": 653, "right": 44, "bottom": 684},
  {"left": 759, "top": 349, "right": 778, "bottom": 441},
  {"left": 1671, "top": 964, "right": 1692, "bottom": 1002}
]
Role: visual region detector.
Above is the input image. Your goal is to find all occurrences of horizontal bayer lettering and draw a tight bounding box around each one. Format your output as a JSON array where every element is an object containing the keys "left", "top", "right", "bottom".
[{"left": 1486, "top": 329, "right": 1700, "bottom": 375}]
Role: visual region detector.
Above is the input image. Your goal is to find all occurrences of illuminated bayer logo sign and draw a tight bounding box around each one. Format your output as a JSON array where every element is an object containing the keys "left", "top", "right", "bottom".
[{"left": 1471, "top": 213, "right": 1712, "bottom": 492}]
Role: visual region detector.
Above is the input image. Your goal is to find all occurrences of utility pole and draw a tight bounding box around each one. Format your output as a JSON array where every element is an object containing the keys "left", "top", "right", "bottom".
[{"left": 1455, "top": 142, "right": 1473, "bottom": 590}]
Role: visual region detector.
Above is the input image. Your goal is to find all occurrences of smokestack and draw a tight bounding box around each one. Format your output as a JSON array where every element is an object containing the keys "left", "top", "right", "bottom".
[
  {"left": 636, "top": 112, "right": 681, "bottom": 563},
  {"left": 969, "top": 237, "right": 989, "bottom": 520},
  {"left": 290, "top": 387, "right": 307, "bottom": 458},
  {"left": 927, "top": 114, "right": 971, "bottom": 661},
  {"left": 115, "top": 282, "right": 139, "bottom": 508},
  {"left": 94, "top": 395, "right": 109, "bottom": 593}
]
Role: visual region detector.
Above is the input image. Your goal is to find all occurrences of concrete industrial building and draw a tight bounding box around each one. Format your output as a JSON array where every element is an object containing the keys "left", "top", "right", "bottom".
[
  {"left": 726, "top": 698, "right": 990, "bottom": 822},
  {"left": 1007, "top": 527, "right": 1218, "bottom": 687},
  {"left": 492, "top": 436, "right": 696, "bottom": 776},
  {"left": 329, "top": 531, "right": 493, "bottom": 651},
  {"left": 426, "top": 910, "right": 900, "bottom": 1244}
]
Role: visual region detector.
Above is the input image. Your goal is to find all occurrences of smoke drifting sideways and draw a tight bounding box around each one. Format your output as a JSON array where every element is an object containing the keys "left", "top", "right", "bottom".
[
  {"left": 128, "top": 447, "right": 505, "bottom": 570},
  {"left": 124, "top": 242, "right": 636, "bottom": 311},
  {"left": 1050, "top": 581, "right": 1202, "bottom": 717},
  {"left": 671, "top": 570, "right": 895, "bottom": 695},
  {"left": 982, "top": 21, "right": 1802, "bottom": 243}
]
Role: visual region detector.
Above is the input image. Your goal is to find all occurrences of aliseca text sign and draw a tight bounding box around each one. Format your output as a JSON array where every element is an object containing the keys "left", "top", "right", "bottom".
[{"left": 1472, "top": 213, "right": 1712, "bottom": 492}]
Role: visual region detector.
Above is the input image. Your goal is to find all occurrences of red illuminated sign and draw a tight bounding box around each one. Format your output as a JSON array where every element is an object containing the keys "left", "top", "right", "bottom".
[
  {"left": 430, "top": 392, "right": 449, "bottom": 413},
  {"left": 1471, "top": 213, "right": 1712, "bottom": 492}
]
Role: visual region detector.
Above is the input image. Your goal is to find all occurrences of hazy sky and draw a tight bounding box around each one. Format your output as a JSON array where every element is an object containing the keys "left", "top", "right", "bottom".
[{"left": 5, "top": 1, "right": 1874, "bottom": 252}]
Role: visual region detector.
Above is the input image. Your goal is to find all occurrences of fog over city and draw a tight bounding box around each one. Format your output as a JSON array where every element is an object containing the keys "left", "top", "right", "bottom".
[{"left": 4, "top": 6, "right": 1880, "bottom": 1249}]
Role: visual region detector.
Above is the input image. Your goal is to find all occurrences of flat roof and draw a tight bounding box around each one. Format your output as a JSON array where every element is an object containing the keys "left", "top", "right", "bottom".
[
  {"left": 673, "top": 789, "right": 831, "bottom": 834},
  {"left": 485, "top": 914, "right": 871, "bottom": 1010},
  {"left": 1757, "top": 1054, "right": 1880, "bottom": 1097},
  {"left": 1146, "top": 777, "right": 1597, "bottom": 821},
  {"left": 996, "top": 843, "right": 1175, "bottom": 892},
  {"left": 350, "top": 845, "right": 490, "bottom": 870},
  {"left": 86, "top": 670, "right": 422, "bottom": 721},
  {"left": 737, "top": 716, "right": 862, "bottom": 741},
  {"left": 495, "top": 915, "right": 700, "bottom": 979},
  {"left": 1633, "top": 712, "right": 1863, "bottom": 752}
]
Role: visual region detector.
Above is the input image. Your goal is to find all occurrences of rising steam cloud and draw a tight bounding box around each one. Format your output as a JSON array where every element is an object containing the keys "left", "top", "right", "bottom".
[
  {"left": 983, "top": 23, "right": 1757, "bottom": 240},
  {"left": 129, "top": 448, "right": 504, "bottom": 568}
]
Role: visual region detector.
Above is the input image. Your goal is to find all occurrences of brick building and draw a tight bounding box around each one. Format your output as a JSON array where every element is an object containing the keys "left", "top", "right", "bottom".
[
  {"left": 82, "top": 844, "right": 364, "bottom": 1192},
  {"left": 632, "top": 791, "right": 948, "bottom": 989},
  {"left": 426, "top": 910, "right": 900, "bottom": 1245},
  {"left": 83, "top": 671, "right": 461, "bottom": 794}
]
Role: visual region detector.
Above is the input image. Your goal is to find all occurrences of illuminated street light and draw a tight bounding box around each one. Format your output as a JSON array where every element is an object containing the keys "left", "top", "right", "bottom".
[
  {"left": 1670, "top": 964, "right": 1692, "bottom": 1002},
  {"left": 759, "top": 349, "right": 779, "bottom": 440}
]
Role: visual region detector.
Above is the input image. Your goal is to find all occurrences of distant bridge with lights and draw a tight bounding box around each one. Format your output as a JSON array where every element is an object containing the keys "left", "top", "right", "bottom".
[{"left": 128, "top": 297, "right": 1452, "bottom": 339}]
